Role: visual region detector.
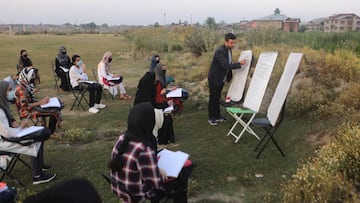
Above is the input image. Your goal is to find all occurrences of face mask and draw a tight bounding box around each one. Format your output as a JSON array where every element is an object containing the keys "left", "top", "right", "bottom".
[
  {"left": 23, "top": 54, "right": 28, "bottom": 58},
  {"left": 77, "top": 60, "right": 83, "bottom": 66},
  {"left": 62, "top": 52, "right": 66, "bottom": 54},
  {"left": 7, "top": 91, "right": 15, "bottom": 102},
  {"left": 108, "top": 58, "right": 112, "bottom": 63},
  {"left": 162, "top": 70, "right": 166, "bottom": 75}
]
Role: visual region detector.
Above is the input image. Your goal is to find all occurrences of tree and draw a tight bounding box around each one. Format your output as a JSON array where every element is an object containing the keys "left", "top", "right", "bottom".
[
  {"left": 154, "top": 22, "right": 160, "bottom": 27},
  {"left": 205, "top": 17, "right": 217, "bottom": 29}
]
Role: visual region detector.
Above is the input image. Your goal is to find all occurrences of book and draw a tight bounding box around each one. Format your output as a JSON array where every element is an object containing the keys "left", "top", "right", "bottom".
[
  {"left": 166, "top": 88, "right": 182, "bottom": 98},
  {"left": 105, "top": 75, "right": 121, "bottom": 81},
  {"left": 40, "top": 97, "right": 61, "bottom": 108},
  {"left": 59, "top": 66, "right": 69, "bottom": 73},
  {"left": 157, "top": 149, "right": 189, "bottom": 178},
  {"left": 16, "top": 126, "right": 44, "bottom": 138}
]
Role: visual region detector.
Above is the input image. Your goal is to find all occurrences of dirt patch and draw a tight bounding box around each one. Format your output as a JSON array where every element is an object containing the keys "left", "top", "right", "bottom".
[{"left": 305, "top": 131, "right": 332, "bottom": 148}]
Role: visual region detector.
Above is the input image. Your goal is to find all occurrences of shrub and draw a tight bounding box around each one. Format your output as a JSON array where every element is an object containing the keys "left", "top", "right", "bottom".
[
  {"left": 61, "top": 128, "right": 96, "bottom": 144},
  {"left": 184, "top": 28, "right": 220, "bottom": 57},
  {"left": 281, "top": 123, "right": 360, "bottom": 202},
  {"left": 325, "top": 49, "right": 360, "bottom": 82}
]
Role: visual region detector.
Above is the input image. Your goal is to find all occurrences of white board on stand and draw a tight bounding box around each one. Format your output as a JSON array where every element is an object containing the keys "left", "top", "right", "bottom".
[
  {"left": 267, "top": 53, "right": 303, "bottom": 126},
  {"left": 243, "top": 52, "right": 278, "bottom": 112},
  {"left": 226, "top": 50, "right": 252, "bottom": 102}
]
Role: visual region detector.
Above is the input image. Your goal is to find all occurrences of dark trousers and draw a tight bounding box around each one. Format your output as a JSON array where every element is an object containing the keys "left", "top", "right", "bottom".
[
  {"left": 157, "top": 115, "right": 175, "bottom": 144},
  {"left": 150, "top": 163, "right": 194, "bottom": 203},
  {"left": 77, "top": 82, "right": 102, "bottom": 107},
  {"left": 31, "top": 142, "right": 44, "bottom": 177},
  {"left": 29, "top": 128, "right": 51, "bottom": 176},
  {"left": 56, "top": 70, "right": 70, "bottom": 91},
  {"left": 208, "top": 82, "right": 223, "bottom": 119}
]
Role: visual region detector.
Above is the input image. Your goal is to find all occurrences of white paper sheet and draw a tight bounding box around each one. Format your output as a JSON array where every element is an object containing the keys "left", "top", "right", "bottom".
[
  {"left": 166, "top": 88, "right": 182, "bottom": 98},
  {"left": 40, "top": 97, "right": 61, "bottom": 108},
  {"left": 157, "top": 149, "right": 189, "bottom": 178},
  {"left": 163, "top": 105, "right": 174, "bottom": 113}
]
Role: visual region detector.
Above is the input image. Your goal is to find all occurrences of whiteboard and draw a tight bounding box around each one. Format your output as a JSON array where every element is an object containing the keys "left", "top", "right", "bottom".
[
  {"left": 243, "top": 52, "right": 278, "bottom": 112},
  {"left": 226, "top": 50, "right": 252, "bottom": 102},
  {"left": 267, "top": 53, "right": 303, "bottom": 126}
]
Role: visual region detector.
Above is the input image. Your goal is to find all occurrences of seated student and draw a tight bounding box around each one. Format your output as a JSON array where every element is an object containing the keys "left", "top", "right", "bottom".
[
  {"left": 15, "top": 68, "right": 62, "bottom": 134},
  {"left": 0, "top": 81, "right": 56, "bottom": 185},
  {"left": 154, "top": 63, "right": 188, "bottom": 114},
  {"left": 69, "top": 54, "right": 106, "bottom": 114},
  {"left": 2, "top": 74, "right": 18, "bottom": 103},
  {"left": 134, "top": 71, "right": 175, "bottom": 144},
  {"left": 97, "top": 52, "right": 131, "bottom": 100},
  {"left": 55, "top": 46, "right": 71, "bottom": 92},
  {"left": 149, "top": 54, "right": 160, "bottom": 72},
  {"left": 109, "top": 102, "right": 191, "bottom": 203},
  {"left": 18, "top": 49, "right": 40, "bottom": 85}
]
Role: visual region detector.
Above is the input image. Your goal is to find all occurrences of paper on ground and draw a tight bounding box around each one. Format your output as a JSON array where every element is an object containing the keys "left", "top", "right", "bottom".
[
  {"left": 157, "top": 149, "right": 189, "bottom": 178},
  {"left": 16, "top": 126, "right": 44, "bottom": 138}
]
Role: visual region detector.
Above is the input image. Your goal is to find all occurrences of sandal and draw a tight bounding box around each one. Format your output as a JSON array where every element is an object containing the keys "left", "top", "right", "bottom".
[{"left": 120, "top": 94, "right": 132, "bottom": 100}]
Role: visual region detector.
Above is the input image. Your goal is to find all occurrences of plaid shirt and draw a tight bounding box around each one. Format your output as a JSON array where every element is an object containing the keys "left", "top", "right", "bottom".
[{"left": 110, "top": 134, "right": 163, "bottom": 202}]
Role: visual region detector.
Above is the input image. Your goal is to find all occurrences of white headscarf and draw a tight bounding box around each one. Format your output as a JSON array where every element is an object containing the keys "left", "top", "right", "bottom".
[{"left": 153, "top": 108, "right": 164, "bottom": 138}]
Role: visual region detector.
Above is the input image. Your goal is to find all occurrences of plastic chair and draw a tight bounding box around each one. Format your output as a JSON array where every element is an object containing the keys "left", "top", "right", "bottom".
[
  {"left": 66, "top": 73, "right": 89, "bottom": 111},
  {"left": 0, "top": 136, "right": 38, "bottom": 186}
]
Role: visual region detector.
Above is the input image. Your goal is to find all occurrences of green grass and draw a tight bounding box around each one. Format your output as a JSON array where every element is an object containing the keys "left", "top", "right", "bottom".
[{"left": 0, "top": 33, "right": 321, "bottom": 202}]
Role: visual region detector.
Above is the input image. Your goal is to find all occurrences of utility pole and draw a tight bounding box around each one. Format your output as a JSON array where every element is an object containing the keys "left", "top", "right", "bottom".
[{"left": 163, "top": 13, "right": 166, "bottom": 25}]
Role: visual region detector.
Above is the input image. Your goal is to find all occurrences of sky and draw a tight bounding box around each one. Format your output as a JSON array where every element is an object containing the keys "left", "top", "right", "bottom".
[{"left": 0, "top": 0, "right": 359, "bottom": 25}]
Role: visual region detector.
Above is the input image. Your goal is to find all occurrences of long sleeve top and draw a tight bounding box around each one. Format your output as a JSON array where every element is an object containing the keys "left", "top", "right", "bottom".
[
  {"left": 208, "top": 44, "right": 242, "bottom": 87},
  {"left": 0, "top": 109, "right": 20, "bottom": 138},
  {"left": 69, "top": 65, "right": 88, "bottom": 88},
  {"left": 110, "top": 134, "right": 164, "bottom": 202}
]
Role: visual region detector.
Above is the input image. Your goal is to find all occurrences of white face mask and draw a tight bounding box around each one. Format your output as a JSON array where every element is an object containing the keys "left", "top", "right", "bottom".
[{"left": 7, "top": 90, "right": 15, "bottom": 101}]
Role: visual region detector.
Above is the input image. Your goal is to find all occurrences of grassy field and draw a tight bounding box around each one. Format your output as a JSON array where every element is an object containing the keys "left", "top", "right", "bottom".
[{"left": 0, "top": 34, "right": 323, "bottom": 202}]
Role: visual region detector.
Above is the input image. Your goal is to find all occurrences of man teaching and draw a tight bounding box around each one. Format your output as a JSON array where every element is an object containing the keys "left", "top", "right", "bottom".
[{"left": 207, "top": 33, "right": 246, "bottom": 126}]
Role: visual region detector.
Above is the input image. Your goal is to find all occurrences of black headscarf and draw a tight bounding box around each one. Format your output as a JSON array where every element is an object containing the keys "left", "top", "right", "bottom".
[
  {"left": 0, "top": 81, "right": 15, "bottom": 125},
  {"left": 109, "top": 102, "right": 157, "bottom": 171},
  {"left": 154, "top": 63, "right": 166, "bottom": 86},
  {"left": 125, "top": 102, "right": 157, "bottom": 151},
  {"left": 56, "top": 46, "right": 70, "bottom": 68},
  {"left": 134, "top": 72, "right": 156, "bottom": 106}
]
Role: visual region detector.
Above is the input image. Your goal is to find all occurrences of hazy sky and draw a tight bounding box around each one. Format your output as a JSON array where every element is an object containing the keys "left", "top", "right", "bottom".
[{"left": 0, "top": 0, "right": 359, "bottom": 25}]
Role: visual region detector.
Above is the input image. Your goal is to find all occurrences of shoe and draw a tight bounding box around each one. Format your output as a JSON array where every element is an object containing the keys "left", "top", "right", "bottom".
[
  {"left": 42, "top": 164, "right": 54, "bottom": 171},
  {"left": 88, "top": 107, "right": 99, "bottom": 114},
  {"left": 208, "top": 118, "right": 218, "bottom": 126},
  {"left": 215, "top": 117, "right": 227, "bottom": 123},
  {"left": 33, "top": 173, "right": 56, "bottom": 185},
  {"left": 94, "top": 103, "right": 106, "bottom": 109}
]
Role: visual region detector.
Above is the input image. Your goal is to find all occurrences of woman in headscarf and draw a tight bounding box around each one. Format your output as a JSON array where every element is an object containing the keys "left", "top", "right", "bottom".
[
  {"left": 18, "top": 49, "right": 40, "bottom": 86},
  {"left": 0, "top": 81, "right": 56, "bottom": 185},
  {"left": 55, "top": 46, "right": 71, "bottom": 91},
  {"left": 97, "top": 51, "right": 131, "bottom": 100},
  {"left": 134, "top": 72, "right": 156, "bottom": 106},
  {"left": 149, "top": 54, "right": 160, "bottom": 72},
  {"left": 109, "top": 102, "right": 190, "bottom": 203},
  {"left": 134, "top": 71, "right": 175, "bottom": 145},
  {"left": 15, "top": 67, "right": 62, "bottom": 134}
]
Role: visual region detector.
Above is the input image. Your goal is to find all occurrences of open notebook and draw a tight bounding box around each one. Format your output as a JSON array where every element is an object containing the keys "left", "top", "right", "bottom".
[{"left": 157, "top": 149, "right": 189, "bottom": 178}]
